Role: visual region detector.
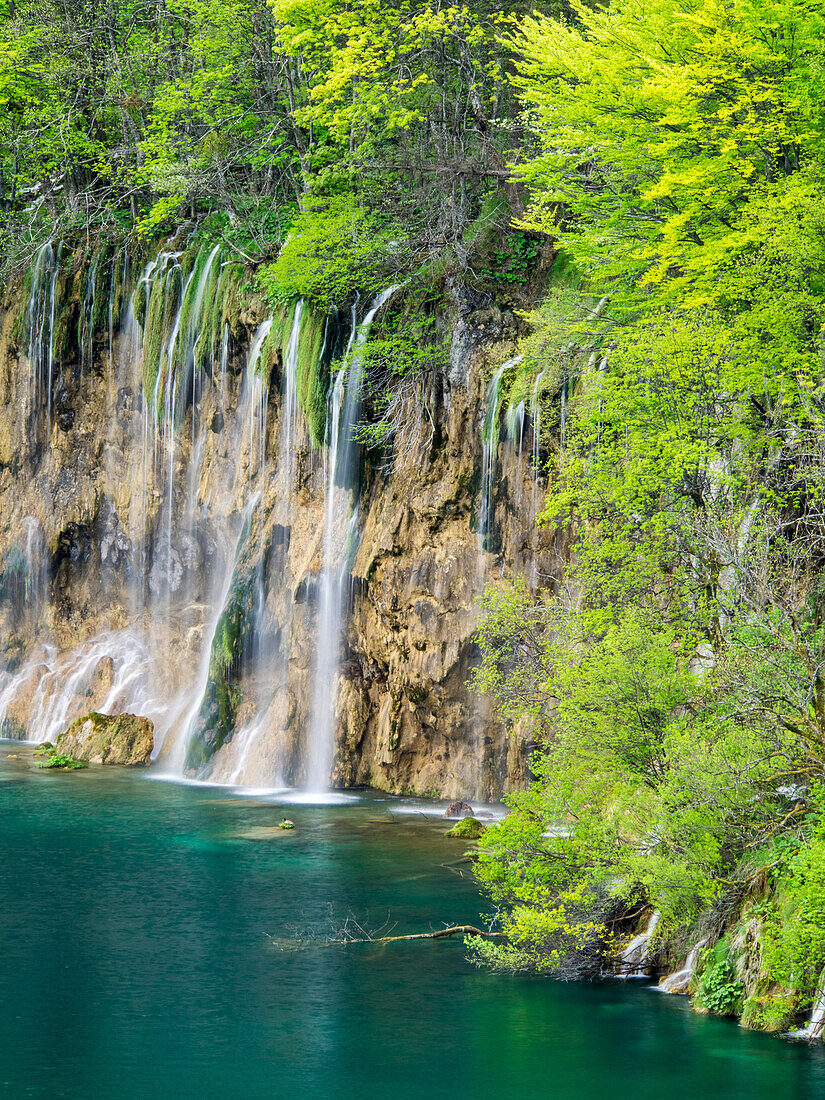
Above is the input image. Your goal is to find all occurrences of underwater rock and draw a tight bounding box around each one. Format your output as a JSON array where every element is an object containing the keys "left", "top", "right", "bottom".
[{"left": 56, "top": 711, "right": 153, "bottom": 766}]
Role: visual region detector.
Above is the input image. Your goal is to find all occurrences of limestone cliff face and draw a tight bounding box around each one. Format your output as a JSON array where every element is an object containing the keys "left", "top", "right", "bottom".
[{"left": 0, "top": 244, "right": 563, "bottom": 800}]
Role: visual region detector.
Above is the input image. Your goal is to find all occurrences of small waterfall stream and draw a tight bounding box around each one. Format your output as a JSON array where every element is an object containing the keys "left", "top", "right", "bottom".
[
  {"left": 203, "top": 302, "right": 305, "bottom": 786},
  {"left": 658, "top": 938, "right": 707, "bottom": 994},
  {"left": 618, "top": 911, "right": 661, "bottom": 979},
  {"left": 787, "top": 971, "right": 825, "bottom": 1041}
]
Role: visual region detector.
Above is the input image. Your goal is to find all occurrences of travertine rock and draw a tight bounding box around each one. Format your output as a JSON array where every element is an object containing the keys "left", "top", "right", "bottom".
[{"left": 57, "top": 712, "right": 153, "bottom": 766}]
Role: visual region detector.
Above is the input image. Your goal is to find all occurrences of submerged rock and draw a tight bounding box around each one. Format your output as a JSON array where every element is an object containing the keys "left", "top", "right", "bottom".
[
  {"left": 445, "top": 816, "right": 484, "bottom": 839},
  {"left": 444, "top": 800, "right": 474, "bottom": 819},
  {"left": 56, "top": 712, "right": 153, "bottom": 766}
]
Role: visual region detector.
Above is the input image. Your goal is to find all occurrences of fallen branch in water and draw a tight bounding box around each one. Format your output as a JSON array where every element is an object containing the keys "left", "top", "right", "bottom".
[{"left": 334, "top": 924, "right": 506, "bottom": 944}]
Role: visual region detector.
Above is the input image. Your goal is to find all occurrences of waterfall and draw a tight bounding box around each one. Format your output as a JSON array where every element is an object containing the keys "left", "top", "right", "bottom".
[
  {"left": 164, "top": 491, "right": 262, "bottom": 776},
  {"left": 808, "top": 982, "right": 825, "bottom": 1041},
  {"left": 152, "top": 309, "right": 275, "bottom": 771},
  {"left": 306, "top": 286, "right": 399, "bottom": 791},
  {"left": 505, "top": 398, "right": 526, "bottom": 518},
  {"left": 0, "top": 240, "right": 279, "bottom": 771},
  {"left": 530, "top": 371, "right": 545, "bottom": 580},
  {"left": 478, "top": 356, "right": 521, "bottom": 559},
  {"left": 479, "top": 365, "right": 505, "bottom": 558},
  {"left": 204, "top": 302, "right": 305, "bottom": 786},
  {"left": 618, "top": 911, "right": 660, "bottom": 979},
  {"left": 24, "top": 240, "right": 57, "bottom": 436},
  {"left": 79, "top": 252, "right": 100, "bottom": 379},
  {"left": 658, "top": 938, "right": 707, "bottom": 994},
  {"left": 505, "top": 400, "right": 526, "bottom": 457},
  {"left": 787, "top": 971, "right": 825, "bottom": 1041}
]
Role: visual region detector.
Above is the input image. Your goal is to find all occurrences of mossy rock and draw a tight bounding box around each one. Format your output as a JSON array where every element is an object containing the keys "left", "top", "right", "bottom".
[
  {"left": 445, "top": 817, "right": 485, "bottom": 839},
  {"left": 56, "top": 711, "right": 154, "bottom": 766},
  {"left": 33, "top": 741, "right": 55, "bottom": 757}
]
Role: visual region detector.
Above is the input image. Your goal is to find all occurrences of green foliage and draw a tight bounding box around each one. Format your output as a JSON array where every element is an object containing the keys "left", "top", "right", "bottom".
[
  {"left": 34, "top": 752, "right": 86, "bottom": 770},
  {"left": 740, "top": 991, "right": 800, "bottom": 1033},
  {"left": 757, "top": 795, "right": 825, "bottom": 1005},
  {"left": 694, "top": 944, "right": 744, "bottom": 1016},
  {"left": 511, "top": 0, "right": 825, "bottom": 314},
  {"left": 260, "top": 195, "right": 408, "bottom": 307},
  {"left": 479, "top": 232, "right": 540, "bottom": 286},
  {"left": 353, "top": 289, "right": 449, "bottom": 451},
  {"left": 470, "top": 0, "right": 825, "bottom": 989}
]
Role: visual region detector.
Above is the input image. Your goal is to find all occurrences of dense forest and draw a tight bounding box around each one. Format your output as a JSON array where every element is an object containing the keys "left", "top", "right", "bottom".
[{"left": 4, "top": 0, "right": 825, "bottom": 1033}]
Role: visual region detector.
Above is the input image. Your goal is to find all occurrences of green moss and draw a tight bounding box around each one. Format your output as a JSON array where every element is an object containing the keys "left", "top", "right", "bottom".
[
  {"left": 445, "top": 817, "right": 485, "bottom": 839},
  {"left": 296, "top": 305, "right": 330, "bottom": 446}
]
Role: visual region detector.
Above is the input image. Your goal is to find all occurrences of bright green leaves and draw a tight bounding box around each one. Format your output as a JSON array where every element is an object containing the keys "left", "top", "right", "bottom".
[
  {"left": 471, "top": 0, "right": 825, "bottom": 978},
  {"left": 259, "top": 194, "right": 406, "bottom": 305},
  {"left": 271, "top": 0, "right": 507, "bottom": 168},
  {"left": 510, "top": 0, "right": 825, "bottom": 311}
]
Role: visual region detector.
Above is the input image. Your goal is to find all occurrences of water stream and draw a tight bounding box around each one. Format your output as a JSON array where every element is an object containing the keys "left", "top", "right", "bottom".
[{"left": 307, "top": 286, "right": 399, "bottom": 791}]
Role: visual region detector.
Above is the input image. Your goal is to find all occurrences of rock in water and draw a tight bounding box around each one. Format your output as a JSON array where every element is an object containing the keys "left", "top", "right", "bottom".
[
  {"left": 56, "top": 712, "right": 154, "bottom": 766},
  {"left": 445, "top": 817, "right": 484, "bottom": 839},
  {"left": 444, "top": 800, "right": 474, "bottom": 818}
]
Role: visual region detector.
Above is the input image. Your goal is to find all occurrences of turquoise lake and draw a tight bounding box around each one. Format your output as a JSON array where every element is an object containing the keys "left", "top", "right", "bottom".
[{"left": 2, "top": 747, "right": 824, "bottom": 1099}]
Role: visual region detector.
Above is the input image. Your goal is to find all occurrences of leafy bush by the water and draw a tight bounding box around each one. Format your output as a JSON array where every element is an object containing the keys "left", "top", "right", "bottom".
[{"left": 694, "top": 947, "right": 744, "bottom": 1017}]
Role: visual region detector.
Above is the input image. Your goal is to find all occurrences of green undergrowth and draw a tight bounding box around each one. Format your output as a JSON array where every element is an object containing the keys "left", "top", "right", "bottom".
[{"left": 693, "top": 941, "right": 744, "bottom": 1016}]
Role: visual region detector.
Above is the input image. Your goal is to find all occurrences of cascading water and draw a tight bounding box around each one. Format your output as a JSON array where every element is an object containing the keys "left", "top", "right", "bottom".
[
  {"left": 530, "top": 370, "right": 545, "bottom": 498},
  {"left": 478, "top": 356, "right": 521, "bottom": 560},
  {"left": 0, "top": 238, "right": 542, "bottom": 802},
  {"left": 306, "top": 286, "right": 399, "bottom": 792},
  {"left": 786, "top": 971, "right": 825, "bottom": 1041},
  {"left": 658, "top": 938, "right": 707, "bottom": 995},
  {"left": 24, "top": 240, "right": 59, "bottom": 437},
  {"left": 505, "top": 398, "right": 526, "bottom": 515},
  {"left": 0, "top": 240, "right": 298, "bottom": 777},
  {"left": 202, "top": 302, "right": 306, "bottom": 786},
  {"left": 619, "top": 911, "right": 661, "bottom": 979}
]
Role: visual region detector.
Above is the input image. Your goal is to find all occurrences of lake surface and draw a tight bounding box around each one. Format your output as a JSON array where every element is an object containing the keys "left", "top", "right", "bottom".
[{"left": 2, "top": 747, "right": 824, "bottom": 1099}]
